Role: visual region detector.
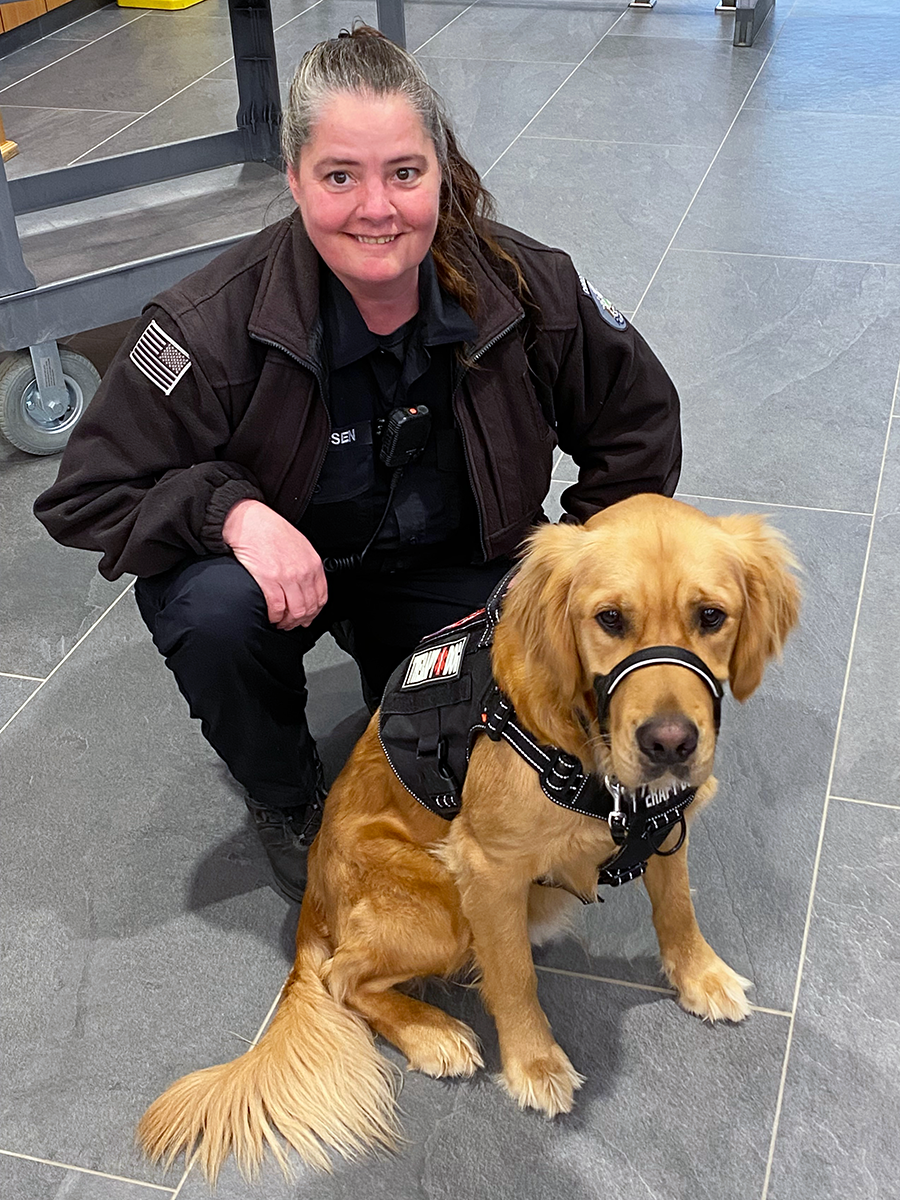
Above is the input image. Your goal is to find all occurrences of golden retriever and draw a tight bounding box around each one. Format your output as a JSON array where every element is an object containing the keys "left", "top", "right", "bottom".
[{"left": 139, "top": 493, "right": 800, "bottom": 1181}]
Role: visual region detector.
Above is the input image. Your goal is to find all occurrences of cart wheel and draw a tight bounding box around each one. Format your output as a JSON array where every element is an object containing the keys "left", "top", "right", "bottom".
[{"left": 0, "top": 349, "right": 100, "bottom": 456}]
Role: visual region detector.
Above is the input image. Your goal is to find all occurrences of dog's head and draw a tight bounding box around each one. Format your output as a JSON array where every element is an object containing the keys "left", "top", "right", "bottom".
[{"left": 492, "top": 494, "right": 801, "bottom": 794}]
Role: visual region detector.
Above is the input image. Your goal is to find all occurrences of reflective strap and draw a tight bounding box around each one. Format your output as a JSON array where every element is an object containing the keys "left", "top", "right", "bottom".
[{"left": 594, "top": 645, "right": 724, "bottom": 730}]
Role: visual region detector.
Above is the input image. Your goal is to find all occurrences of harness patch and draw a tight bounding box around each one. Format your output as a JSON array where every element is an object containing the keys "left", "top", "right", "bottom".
[
  {"left": 577, "top": 274, "right": 628, "bottom": 331},
  {"left": 130, "top": 320, "right": 192, "bottom": 395},
  {"left": 402, "top": 635, "right": 468, "bottom": 688}
]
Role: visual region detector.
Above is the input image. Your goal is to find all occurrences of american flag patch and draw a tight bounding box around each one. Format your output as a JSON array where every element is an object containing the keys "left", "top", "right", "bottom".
[
  {"left": 402, "top": 635, "right": 468, "bottom": 689},
  {"left": 129, "top": 320, "right": 192, "bottom": 395}
]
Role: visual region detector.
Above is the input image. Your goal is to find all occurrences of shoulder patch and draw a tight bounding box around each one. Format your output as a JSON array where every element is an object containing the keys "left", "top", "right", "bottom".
[
  {"left": 577, "top": 274, "right": 628, "bottom": 331},
  {"left": 402, "top": 635, "right": 469, "bottom": 689},
  {"left": 129, "top": 320, "right": 192, "bottom": 395}
]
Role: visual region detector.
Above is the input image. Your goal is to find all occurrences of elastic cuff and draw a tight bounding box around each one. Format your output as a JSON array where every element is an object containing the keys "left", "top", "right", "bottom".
[{"left": 201, "top": 478, "right": 265, "bottom": 554}]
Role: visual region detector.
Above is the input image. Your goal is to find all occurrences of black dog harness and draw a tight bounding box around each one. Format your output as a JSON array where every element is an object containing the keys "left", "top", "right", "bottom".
[{"left": 378, "top": 573, "right": 724, "bottom": 891}]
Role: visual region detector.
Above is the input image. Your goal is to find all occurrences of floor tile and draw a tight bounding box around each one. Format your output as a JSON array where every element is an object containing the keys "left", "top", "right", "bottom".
[
  {"left": 831, "top": 417, "right": 900, "bottom": 805},
  {"left": 537, "top": 500, "right": 866, "bottom": 1013},
  {"left": 527, "top": 35, "right": 767, "bottom": 149},
  {"left": 46, "top": 5, "right": 150, "bottom": 42},
  {"left": 76, "top": 78, "right": 240, "bottom": 162},
  {"left": 1, "top": 105, "right": 143, "bottom": 178},
  {"left": 177, "top": 970, "right": 789, "bottom": 1199},
  {"left": 0, "top": 37, "right": 91, "bottom": 92},
  {"left": 0, "top": 452, "right": 128, "bottom": 677},
  {"left": 746, "top": 16, "right": 900, "bottom": 116},
  {"left": 632, "top": 250, "right": 900, "bottom": 511},
  {"left": 416, "top": 55, "right": 574, "bottom": 172},
  {"left": 0, "top": 17, "right": 234, "bottom": 111},
  {"left": 675, "top": 109, "right": 900, "bottom": 264},
  {"left": 486, "top": 135, "right": 712, "bottom": 311},
  {"left": 765, "top": 798, "right": 900, "bottom": 1200},
  {"left": 0, "top": 1153, "right": 171, "bottom": 1198},
  {"left": 416, "top": 3, "right": 620, "bottom": 64},
  {"left": 0, "top": 675, "right": 39, "bottom": 725},
  {"left": 0, "top": 596, "right": 298, "bottom": 1181},
  {"left": 396, "top": 1, "right": 474, "bottom": 56}
]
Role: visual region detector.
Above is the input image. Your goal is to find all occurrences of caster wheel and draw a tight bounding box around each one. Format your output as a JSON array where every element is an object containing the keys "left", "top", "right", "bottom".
[{"left": 0, "top": 348, "right": 100, "bottom": 455}]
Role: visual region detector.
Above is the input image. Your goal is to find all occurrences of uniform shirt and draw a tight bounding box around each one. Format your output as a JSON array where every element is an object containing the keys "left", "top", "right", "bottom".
[{"left": 299, "top": 253, "right": 479, "bottom": 562}]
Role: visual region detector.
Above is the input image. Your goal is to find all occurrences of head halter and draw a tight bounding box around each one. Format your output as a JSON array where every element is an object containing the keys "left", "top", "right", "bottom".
[{"left": 593, "top": 645, "right": 725, "bottom": 732}]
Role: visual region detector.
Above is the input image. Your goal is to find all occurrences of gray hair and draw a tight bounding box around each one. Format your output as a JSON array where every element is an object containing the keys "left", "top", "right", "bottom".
[{"left": 281, "top": 25, "right": 450, "bottom": 171}]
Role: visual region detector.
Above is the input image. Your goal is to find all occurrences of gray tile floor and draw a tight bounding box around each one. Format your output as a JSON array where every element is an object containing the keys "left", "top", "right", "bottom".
[{"left": 2, "top": 0, "right": 899, "bottom": 1197}]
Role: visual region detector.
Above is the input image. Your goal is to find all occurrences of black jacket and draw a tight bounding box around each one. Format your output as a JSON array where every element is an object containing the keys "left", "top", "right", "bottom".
[{"left": 34, "top": 212, "right": 682, "bottom": 579}]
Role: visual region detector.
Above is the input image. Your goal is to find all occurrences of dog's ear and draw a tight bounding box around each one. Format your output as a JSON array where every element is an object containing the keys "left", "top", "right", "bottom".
[
  {"left": 493, "top": 521, "right": 590, "bottom": 741},
  {"left": 717, "top": 514, "right": 801, "bottom": 701}
]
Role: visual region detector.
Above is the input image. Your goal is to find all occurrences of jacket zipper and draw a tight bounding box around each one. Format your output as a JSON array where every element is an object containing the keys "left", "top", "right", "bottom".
[
  {"left": 250, "top": 334, "right": 331, "bottom": 513},
  {"left": 452, "top": 313, "right": 524, "bottom": 561}
]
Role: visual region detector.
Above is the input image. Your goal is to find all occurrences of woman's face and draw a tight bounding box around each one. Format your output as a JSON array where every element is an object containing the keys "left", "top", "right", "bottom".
[{"left": 288, "top": 91, "right": 442, "bottom": 302}]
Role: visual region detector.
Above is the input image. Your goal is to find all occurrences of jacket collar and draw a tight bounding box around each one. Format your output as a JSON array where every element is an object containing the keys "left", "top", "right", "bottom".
[
  {"left": 247, "top": 212, "right": 522, "bottom": 367},
  {"left": 322, "top": 252, "right": 476, "bottom": 372}
]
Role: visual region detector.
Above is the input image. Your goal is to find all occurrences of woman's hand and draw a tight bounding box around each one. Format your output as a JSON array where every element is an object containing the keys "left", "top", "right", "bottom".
[{"left": 222, "top": 499, "right": 328, "bottom": 630}]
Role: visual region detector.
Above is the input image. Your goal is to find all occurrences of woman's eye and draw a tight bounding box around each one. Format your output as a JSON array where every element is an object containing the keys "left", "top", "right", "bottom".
[
  {"left": 328, "top": 171, "right": 349, "bottom": 185},
  {"left": 699, "top": 607, "right": 727, "bottom": 632},
  {"left": 395, "top": 167, "right": 418, "bottom": 182},
  {"left": 596, "top": 609, "right": 626, "bottom": 636}
]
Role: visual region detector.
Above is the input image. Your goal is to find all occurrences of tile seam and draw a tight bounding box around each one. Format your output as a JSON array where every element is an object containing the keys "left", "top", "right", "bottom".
[
  {"left": 741, "top": 104, "right": 900, "bottom": 124},
  {"left": 631, "top": 8, "right": 790, "bottom": 320},
  {"left": 675, "top": 493, "right": 873, "bottom": 517},
  {"left": 0, "top": 1148, "right": 173, "bottom": 1192},
  {"left": 0, "top": 14, "right": 148, "bottom": 97},
  {"left": 57, "top": 0, "right": 329, "bottom": 169},
  {"left": 169, "top": 983, "right": 287, "bottom": 1194},
  {"left": 759, "top": 346, "right": 900, "bottom": 1200},
  {"left": 418, "top": 54, "right": 580, "bottom": 65},
  {"left": 832, "top": 795, "right": 900, "bottom": 812},
  {"left": 482, "top": 9, "right": 631, "bottom": 180},
  {"left": 412, "top": 3, "right": 478, "bottom": 54},
  {"left": 0, "top": 581, "right": 135, "bottom": 737},
  {"left": 673, "top": 247, "right": 900, "bottom": 269},
  {"left": 0, "top": 104, "right": 146, "bottom": 115},
  {"left": 535, "top": 965, "right": 791, "bottom": 1016},
  {"left": 519, "top": 134, "right": 713, "bottom": 148}
]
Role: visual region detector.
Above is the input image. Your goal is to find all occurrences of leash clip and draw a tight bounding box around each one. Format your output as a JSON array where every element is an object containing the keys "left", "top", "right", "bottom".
[{"left": 605, "top": 776, "right": 630, "bottom": 845}]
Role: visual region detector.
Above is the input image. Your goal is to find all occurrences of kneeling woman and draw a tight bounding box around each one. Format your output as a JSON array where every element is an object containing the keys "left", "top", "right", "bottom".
[{"left": 34, "top": 24, "right": 682, "bottom": 901}]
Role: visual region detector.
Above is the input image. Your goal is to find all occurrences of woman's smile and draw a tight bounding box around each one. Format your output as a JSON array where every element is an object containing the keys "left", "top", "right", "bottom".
[{"left": 288, "top": 92, "right": 441, "bottom": 314}]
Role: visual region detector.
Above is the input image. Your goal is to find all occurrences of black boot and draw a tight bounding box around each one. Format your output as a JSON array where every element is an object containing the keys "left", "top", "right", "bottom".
[{"left": 245, "top": 769, "right": 326, "bottom": 903}]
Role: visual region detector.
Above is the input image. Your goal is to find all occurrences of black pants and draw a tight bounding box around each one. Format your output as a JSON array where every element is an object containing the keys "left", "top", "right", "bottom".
[{"left": 134, "top": 553, "right": 514, "bottom": 811}]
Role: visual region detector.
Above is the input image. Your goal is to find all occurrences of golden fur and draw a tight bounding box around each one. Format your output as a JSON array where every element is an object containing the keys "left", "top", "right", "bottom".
[{"left": 138, "top": 493, "right": 801, "bottom": 1181}]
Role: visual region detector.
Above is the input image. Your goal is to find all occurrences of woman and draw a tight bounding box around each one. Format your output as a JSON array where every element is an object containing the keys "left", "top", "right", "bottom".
[{"left": 34, "top": 26, "right": 681, "bottom": 903}]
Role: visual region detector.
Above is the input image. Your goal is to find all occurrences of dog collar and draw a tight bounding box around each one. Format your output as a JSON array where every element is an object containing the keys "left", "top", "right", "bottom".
[{"left": 593, "top": 645, "right": 724, "bottom": 733}]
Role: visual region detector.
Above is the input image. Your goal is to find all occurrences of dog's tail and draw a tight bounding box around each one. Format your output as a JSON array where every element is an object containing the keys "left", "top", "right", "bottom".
[{"left": 137, "top": 906, "right": 398, "bottom": 1182}]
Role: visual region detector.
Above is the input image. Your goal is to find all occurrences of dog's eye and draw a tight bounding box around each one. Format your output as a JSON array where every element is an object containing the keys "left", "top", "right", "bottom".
[
  {"left": 698, "top": 607, "right": 727, "bottom": 632},
  {"left": 596, "top": 609, "right": 626, "bottom": 635}
]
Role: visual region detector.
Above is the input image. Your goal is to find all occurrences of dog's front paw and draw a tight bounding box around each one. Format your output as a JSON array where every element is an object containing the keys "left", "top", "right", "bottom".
[
  {"left": 499, "top": 1044, "right": 585, "bottom": 1117},
  {"left": 666, "top": 953, "right": 752, "bottom": 1023},
  {"left": 405, "top": 1016, "right": 484, "bottom": 1079}
]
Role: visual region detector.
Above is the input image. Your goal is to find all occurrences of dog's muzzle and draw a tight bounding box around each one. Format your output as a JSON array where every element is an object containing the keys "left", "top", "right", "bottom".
[{"left": 593, "top": 645, "right": 725, "bottom": 734}]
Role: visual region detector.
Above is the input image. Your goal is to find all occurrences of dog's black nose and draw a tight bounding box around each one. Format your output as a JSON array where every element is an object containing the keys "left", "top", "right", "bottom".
[{"left": 636, "top": 716, "right": 699, "bottom": 767}]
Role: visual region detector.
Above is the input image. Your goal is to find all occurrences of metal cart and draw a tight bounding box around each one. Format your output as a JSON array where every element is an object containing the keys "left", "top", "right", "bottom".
[{"left": 0, "top": 0, "right": 407, "bottom": 455}]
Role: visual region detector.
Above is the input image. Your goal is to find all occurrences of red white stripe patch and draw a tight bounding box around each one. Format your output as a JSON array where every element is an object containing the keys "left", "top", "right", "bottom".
[{"left": 402, "top": 635, "right": 468, "bottom": 688}]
